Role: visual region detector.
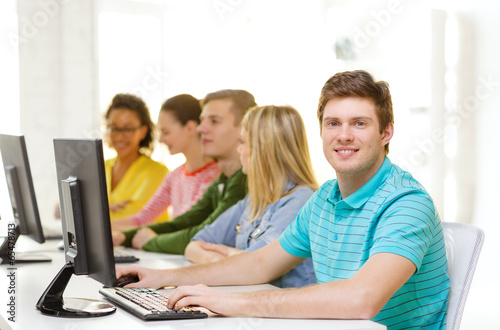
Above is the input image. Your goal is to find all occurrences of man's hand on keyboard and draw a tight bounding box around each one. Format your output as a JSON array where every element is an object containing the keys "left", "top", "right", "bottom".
[
  {"left": 167, "top": 284, "right": 243, "bottom": 316},
  {"left": 116, "top": 265, "right": 167, "bottom": 289},
  {"left": 115, "top": 267, "right": 247, "bottom": 316}
]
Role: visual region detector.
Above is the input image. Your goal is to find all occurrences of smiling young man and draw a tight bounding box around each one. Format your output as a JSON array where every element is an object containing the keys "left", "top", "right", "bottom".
[
  {"left": 113, "top": 89, "right": 256, "bottom": 254},
  {"left": 116, "top": 71, "right": 450, "bottom": 329}
]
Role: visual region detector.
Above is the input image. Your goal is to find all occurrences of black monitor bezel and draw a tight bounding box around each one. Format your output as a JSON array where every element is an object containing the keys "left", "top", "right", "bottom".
[
  {"left": 0, "top": 134, "right": 47, "bottom": 264},
  {"left": 53, "top": 138, "right": 116, "bottom": 286},
  {"left": 0, "top": 134, "right": 45, "bottom": 243}
]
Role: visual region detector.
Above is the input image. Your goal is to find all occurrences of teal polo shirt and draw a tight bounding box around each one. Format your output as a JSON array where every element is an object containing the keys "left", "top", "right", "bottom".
[{"left": 279, "top": 157, "right": 450, "bottom": 329}]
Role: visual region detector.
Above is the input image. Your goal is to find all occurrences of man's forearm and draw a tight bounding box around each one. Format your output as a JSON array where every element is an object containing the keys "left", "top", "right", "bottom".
[
  {"left": 234, "top": 280, "right": 374, "bottom": 319},
  {"left": 163, "top": 248, "right": 277, "bottom": 287},
  {"left": 230, "top": 252, "right": 417, "bottom": 320},
  {"left": 167, "top": 279, "right": 375, "bottom": 320},
  {"left": 166, "top": 254, "right": 412, "bottom": 320},
  {"left": 142, "top": 224, "right": 204, "bottom": 254},
  {"left": 210, "top": 279, "right": 380, "bottom": 320}
]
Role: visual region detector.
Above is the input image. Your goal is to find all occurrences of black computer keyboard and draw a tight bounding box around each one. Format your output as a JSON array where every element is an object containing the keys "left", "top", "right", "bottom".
[
  {"left": 99, "top": 287, "right": 208, "bottom": 320},
  {"left": 113, "top": 249, "right": 139, "bottom": 263}
]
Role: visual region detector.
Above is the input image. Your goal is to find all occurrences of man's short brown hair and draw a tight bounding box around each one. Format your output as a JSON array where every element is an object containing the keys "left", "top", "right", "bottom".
[{"left": 202, "top": 89, "right": 257, "bottom": 125}]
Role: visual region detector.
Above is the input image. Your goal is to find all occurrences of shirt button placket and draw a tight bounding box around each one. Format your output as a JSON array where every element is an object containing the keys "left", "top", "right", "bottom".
[{"left": 334, "top": 213, "right": 342, "bottom": 241}]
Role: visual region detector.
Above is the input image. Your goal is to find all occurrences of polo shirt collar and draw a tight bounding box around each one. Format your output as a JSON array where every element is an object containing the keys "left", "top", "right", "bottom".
[
  {"left": 219, "top": 167, "right": 240, "bottom": 184},
  {"left": 328, "top": 157, "right": 392, "bottom": 209},
  {"left": 219, "top": 172, "right": 228, "bottom": 183}
]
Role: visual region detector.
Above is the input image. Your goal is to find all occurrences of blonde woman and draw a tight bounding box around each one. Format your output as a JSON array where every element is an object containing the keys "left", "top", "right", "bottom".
[{"left": 184, "top": 105, "right": 318, "bottom": 288}]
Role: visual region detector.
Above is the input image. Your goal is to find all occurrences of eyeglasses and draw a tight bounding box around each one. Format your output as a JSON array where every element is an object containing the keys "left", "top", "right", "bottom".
[{"left": 106, "top": 126, "right": 142, "bottom": 137}]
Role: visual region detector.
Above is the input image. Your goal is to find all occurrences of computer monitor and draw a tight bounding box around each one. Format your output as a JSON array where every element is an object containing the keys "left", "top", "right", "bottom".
[
  {"left": 0, "top": 134, "right": 50, "bottom": 264},
  {"left": 36, "top": 138, "right": 116, "bottom": 317}
]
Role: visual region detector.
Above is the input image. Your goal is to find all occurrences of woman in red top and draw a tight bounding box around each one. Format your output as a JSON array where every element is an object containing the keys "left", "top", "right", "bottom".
[{"left": 111, "top": 94, "right": 220, "bottom": 231}]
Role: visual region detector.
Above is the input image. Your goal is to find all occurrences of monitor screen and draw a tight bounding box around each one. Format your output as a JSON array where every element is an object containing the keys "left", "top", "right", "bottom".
[
  {"left": 0, "top": 134, "right": 47, "bottom": 264},
  {"left": 36, "top": 138, "right": 116, "bottom": 317}
]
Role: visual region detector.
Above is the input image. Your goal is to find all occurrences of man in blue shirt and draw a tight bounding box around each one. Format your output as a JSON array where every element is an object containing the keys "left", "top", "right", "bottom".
[{"left": 117, "top": 70, "right": 450, "bottom": 329}]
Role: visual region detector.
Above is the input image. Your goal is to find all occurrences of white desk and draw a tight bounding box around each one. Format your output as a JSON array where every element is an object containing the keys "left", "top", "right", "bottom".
[{"left": 0, "top": 236, "right": 386, "bottom": 330}]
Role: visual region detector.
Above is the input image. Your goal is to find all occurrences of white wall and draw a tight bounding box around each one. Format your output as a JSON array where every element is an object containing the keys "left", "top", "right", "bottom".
[
  {"left": 15, "top": 0, "right": 100, "bottom": 222},
  {"left": 0, "top": 0, "right": 20, "bottom": 134},
  {"left": 459, "top": 4, "right": 500, "bottom": 327}
]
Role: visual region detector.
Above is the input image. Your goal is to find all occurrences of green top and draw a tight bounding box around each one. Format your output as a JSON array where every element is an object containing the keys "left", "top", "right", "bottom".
[{"left": 121, "top": 168, "right": 247, "bottom": 254}]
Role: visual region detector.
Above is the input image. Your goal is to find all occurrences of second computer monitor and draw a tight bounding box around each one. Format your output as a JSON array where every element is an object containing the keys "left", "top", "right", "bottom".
[
  {"left": 0, "top": 134, "right": 46, "bottom": 264},
  {"left": 37, "top": 138, "right": 117, "bottom": 318}
]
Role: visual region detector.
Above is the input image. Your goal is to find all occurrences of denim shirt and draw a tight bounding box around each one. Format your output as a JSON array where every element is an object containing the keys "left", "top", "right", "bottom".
[{"left": 193, "top": 182, "right": 316, "bottom": 288}]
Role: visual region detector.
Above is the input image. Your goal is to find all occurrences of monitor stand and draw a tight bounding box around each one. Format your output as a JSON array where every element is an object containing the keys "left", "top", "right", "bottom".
[
  {"left": 36, "top": 263, "right": 116, "bottom": 317},
  {"left": 0, "top": 226, "right": 51, "bottom": 265}
]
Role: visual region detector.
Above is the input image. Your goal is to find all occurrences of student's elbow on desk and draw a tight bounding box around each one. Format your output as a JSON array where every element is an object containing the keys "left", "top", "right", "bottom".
[
  {"left": 303, "top": 280, "right": 384, "bottom": 320},
  {"left": 344, "top": 283, "right": 386, "bottom": 320},
  {"left": 244, "top": 240, "right": 305, "bottom": 284}
]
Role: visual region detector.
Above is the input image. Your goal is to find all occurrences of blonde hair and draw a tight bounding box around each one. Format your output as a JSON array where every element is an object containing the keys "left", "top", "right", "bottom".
[{"left": 242, "top": 105, "right": 318, "bottom": 222}]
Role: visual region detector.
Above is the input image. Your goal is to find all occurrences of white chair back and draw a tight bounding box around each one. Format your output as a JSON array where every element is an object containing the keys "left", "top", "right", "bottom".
[{"left": 442, "top": 222, "right": 484, "bottom": 330}]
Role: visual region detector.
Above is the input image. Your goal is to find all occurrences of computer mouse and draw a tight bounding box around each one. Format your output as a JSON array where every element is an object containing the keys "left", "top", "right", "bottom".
[{"left": 115, "top": 274, "right": 140, "bottom": 287}]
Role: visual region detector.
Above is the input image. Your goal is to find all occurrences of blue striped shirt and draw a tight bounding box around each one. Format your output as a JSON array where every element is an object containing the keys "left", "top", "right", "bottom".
[{"left": 279, "top": 157, "right": 450, "bottom": 329}]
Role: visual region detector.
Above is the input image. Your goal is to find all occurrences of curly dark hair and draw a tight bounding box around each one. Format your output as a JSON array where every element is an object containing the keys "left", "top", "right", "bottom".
[{"left": 105, "top": 93, "right": 156, "bottom": 154}]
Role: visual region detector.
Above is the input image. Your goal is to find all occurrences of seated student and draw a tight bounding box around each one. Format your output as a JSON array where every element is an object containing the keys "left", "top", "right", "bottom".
[
  {"left": 117, "top": 70, "right": 450, "bottom": 329},
  {"left": 105, "top": 93, "right": 168, "bottom": 221},
  {"left": 185, "top": 105, "right": 318, "bottom": 288},
  {"left": 111, "top": 94, "right": 221, "bottom": 231},
  {"left": 112, "top": 89, "right": 256, "bottom": 254}
]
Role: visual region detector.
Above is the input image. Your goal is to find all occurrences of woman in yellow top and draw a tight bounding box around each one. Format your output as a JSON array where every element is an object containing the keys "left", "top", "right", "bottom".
[{"left": 104, "top": 93, "right": 168, "bottom": 222}]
